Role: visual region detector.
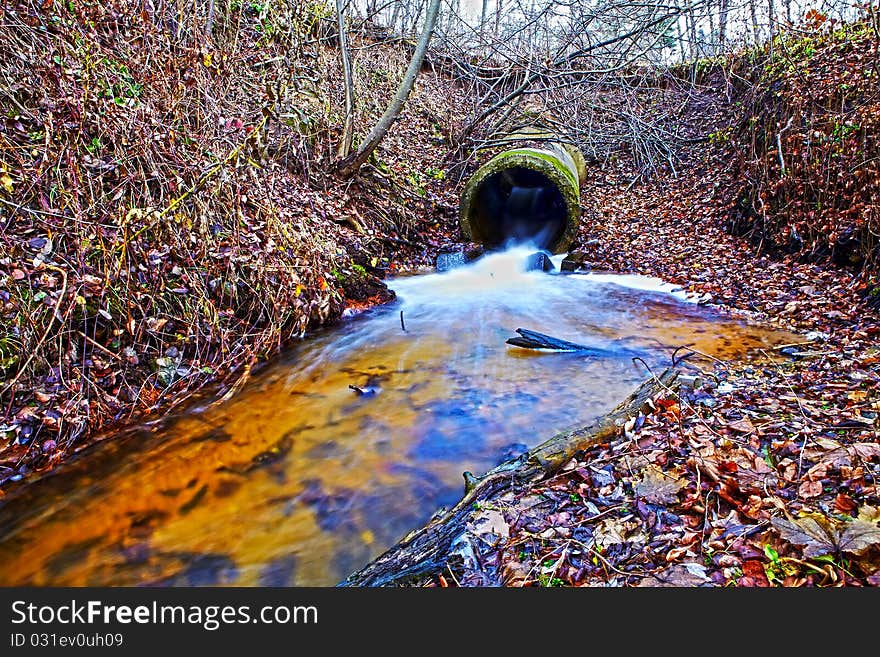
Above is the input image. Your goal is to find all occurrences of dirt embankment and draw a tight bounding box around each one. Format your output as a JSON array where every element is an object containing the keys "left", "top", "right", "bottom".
[{"left": 0, "top": 2, "right": 465, "bottom": 488}]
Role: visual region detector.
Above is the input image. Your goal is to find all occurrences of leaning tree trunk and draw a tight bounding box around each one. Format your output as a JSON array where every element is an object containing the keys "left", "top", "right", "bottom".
[
  {"left": 336, "top": 0, "right": 442, "bottom": 178},
  {"left": 335, "top": 0, "right": 355, "bottom": 159}
]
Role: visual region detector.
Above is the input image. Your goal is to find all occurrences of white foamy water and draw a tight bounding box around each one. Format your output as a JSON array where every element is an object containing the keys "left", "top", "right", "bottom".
[{"left": 571, "top": 272, "right": 707, "bottom": 304}]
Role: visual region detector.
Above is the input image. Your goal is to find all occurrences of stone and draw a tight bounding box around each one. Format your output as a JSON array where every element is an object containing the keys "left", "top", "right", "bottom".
[
  {"left": 436, "top": 243, "right": 484, "bottom": 272},
  {"left": 436, "top": 252, "right": 467, "bottom": 272},
  {"left": 560, "top": 250, "right": 591, "bottom": 272},
  {"left": 525, "top": 251, "right": 554, "bottom": 272}
]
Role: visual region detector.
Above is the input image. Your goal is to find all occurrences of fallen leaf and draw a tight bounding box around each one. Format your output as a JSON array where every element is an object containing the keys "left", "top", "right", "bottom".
[
  {"left": 727, "top": 418, "right": 756, "bottom": 434},
  {"left": 472, "top": 510, "right": 509, "bottom": 539},
  {"left": 837, "top": 519, "right": 880, "bottom": 555},
  {"left": 638, "top": 562, "right": 710, "bottom": 587},
  {"left": 740, "top": 559, "right": 770, "bottom": 587},
  {"left": 798, "top": 480, "right": 823, "bottom": 498},
  {"left": 772, "top": 513, "right": 880, "bottom": 557},
  {"left": 634, "top": 467, "right": 688, "bottom": 504},
  {"left": 849, "top": 443, "right": 880, "bottom": 460},
  {"left": 834, "top": 492, "right": 857, "bottom": 514},
  {"left": 772, "top": 514, "right": 837, "bottom": 557}
]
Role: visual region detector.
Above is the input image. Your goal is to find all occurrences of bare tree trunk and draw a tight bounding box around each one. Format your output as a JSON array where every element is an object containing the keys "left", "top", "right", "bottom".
[
  {"left": 336, "top": 0, "right": 356, "bottom": 159},
  {"left": 784, "top": 0, "right": 792, "bottom": 24},
  {"left": 749, "top": 0, "right": 760, "bottom": 44},
  {"left": 686, "top": 4, "right": 697, "bottom": 60},
  {"left": 768, "top": 0, "right": 777, "bottom": 41},
  {"left": 411, "top": 0, "right": 426, "bottom": 35},
  {"left": 707, "top": 1, "right": 715, "bottom": 54},
  {"left": 206, "top": 0, "right": 215, "bottom": 38},
  {"left": 719, "top": 0, "right": 729, "bottom": 45},
  {"left": 494, "top": 0, "right": 503, "bottom": 38},
  {"left": 336, "top": 0, "right": 442, "bottom": 177},
  {"left": 676, "top": 15, "right": 687, "bottom": 61},
  {"left": 480, "top": 0, "right": 489, "bottom": 33},
  {"left": 389, "top": 0, "right": 401, "bottom": 33}
]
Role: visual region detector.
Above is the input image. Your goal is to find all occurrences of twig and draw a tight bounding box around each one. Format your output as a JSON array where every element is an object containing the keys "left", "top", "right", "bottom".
[
  {"left": 776, "top": 117, "right": 793, "bottom": 174},
  {"left": 113, "top": 113, "right": 269, "bottom": 253},
  {"left": 75, "top": 331, "right": 122, "bottom": 360},
  {"left": 0, "top": 265, "right": 68, "bottom": 405}
]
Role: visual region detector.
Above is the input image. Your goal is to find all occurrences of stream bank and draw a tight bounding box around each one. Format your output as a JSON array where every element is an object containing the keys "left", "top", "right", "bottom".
[
  {"left": 0, "top": 3, "right": 468, "bottom": 490},
  {"left": 376, "top": 156, "right": 880, "bottom": 587}
]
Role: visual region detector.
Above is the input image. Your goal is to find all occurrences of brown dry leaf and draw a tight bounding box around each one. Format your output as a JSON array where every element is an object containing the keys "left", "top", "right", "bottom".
[
  {"left": 837, "top": 519, "right": 880, "bottom": 555},
  {"left": 665, "top": 545, "right": 692, "bottom": 562},
  {"left": 798, "top": 480, "right": 823, "bottom": 498},
  {"left": 593, "top": 517, "right": 645, "bottom": 549},
  {"left": 804, "top": 462, "right": 828, "bottom": 481},
  {"left": 634, "top": 467, "right": 688, "bottom": 504},
  {"left": 848, "top": 390, "right": 868, "bottom": 403},
  {"left": 849, "top": 443, "right": 880, "bottom": 460},
  {"left": 819, "top": 442, "right": 880, "bottom": 469},
  {"left": 500, "top": 561, "right": 530, "bottom": 587},
  {"left": 471, "top": 510, "right": 509, "bottom": 539},
  {"left": 726, "top": 417, "right": 756, "bottom": 434},
  {"left": 772, "top": 512, "right": 880, "bottom": 557},
  {"left": 637, "top": 562, "right": 710, "bottom": 587},
  {"left": 834, "top": 492, "right": 858, "bottom": 514},
  {"left": 771, "top": 514, "right": 838, "bottom": 557},
  {"left": 858, "top": 505, "right": 880, "bottom": 522},
  {"left": 593, "top": 518, "right": 628, "bottom": 548},
  {"left": 740, "top": 559, "right": 771, "bottom": 587}
]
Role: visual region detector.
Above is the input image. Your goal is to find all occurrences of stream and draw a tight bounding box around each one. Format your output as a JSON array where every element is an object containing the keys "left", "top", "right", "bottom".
[{"left": 0, "top": 247, "right": 797, "bottom": 586}]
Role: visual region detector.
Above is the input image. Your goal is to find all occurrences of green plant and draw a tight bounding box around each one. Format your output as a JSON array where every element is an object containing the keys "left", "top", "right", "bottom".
[
  {"left": 763, "top": 544, "right": 799, "bottom": 584},
  {"left": 537, "top": 573, "right": 565, "bottom": 587},
  {"left": 405, "top": 171, "right": 426, "bottom": 196},
  {"left": 708, "top": 127, "right": 733, "bottom": 145}
]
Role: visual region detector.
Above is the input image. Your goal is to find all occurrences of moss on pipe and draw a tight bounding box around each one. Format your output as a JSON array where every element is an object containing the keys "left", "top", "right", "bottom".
[{"left": 459, "top": 143, "right": 582, "bottom": 254}]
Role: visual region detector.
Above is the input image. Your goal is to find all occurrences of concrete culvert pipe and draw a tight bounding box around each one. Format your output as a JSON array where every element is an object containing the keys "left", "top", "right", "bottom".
[{"left": 459, "top": 144, "right": 583, "bottom": 254}]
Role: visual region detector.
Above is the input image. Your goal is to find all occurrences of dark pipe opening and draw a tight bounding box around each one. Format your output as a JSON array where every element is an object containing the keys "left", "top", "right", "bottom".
[{"left": 474, "top": 167, "right": 567, "bottom": 249}]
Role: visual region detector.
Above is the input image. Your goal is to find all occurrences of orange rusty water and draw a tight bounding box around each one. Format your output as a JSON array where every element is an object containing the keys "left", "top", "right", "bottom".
[{"left": 0, "top": 249, "right": 798, "bottom": 586}]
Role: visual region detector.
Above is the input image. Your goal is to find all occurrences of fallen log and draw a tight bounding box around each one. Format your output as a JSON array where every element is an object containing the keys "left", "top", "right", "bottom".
[
  {"left": 506, "top": 327, "right": 604, "bottom": 353},
  {"left": 506, "top": 328, "right": 639, "bottom": 358},
  {"left": 338, "top": 367, "right": 679, "bottom": 587}
]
